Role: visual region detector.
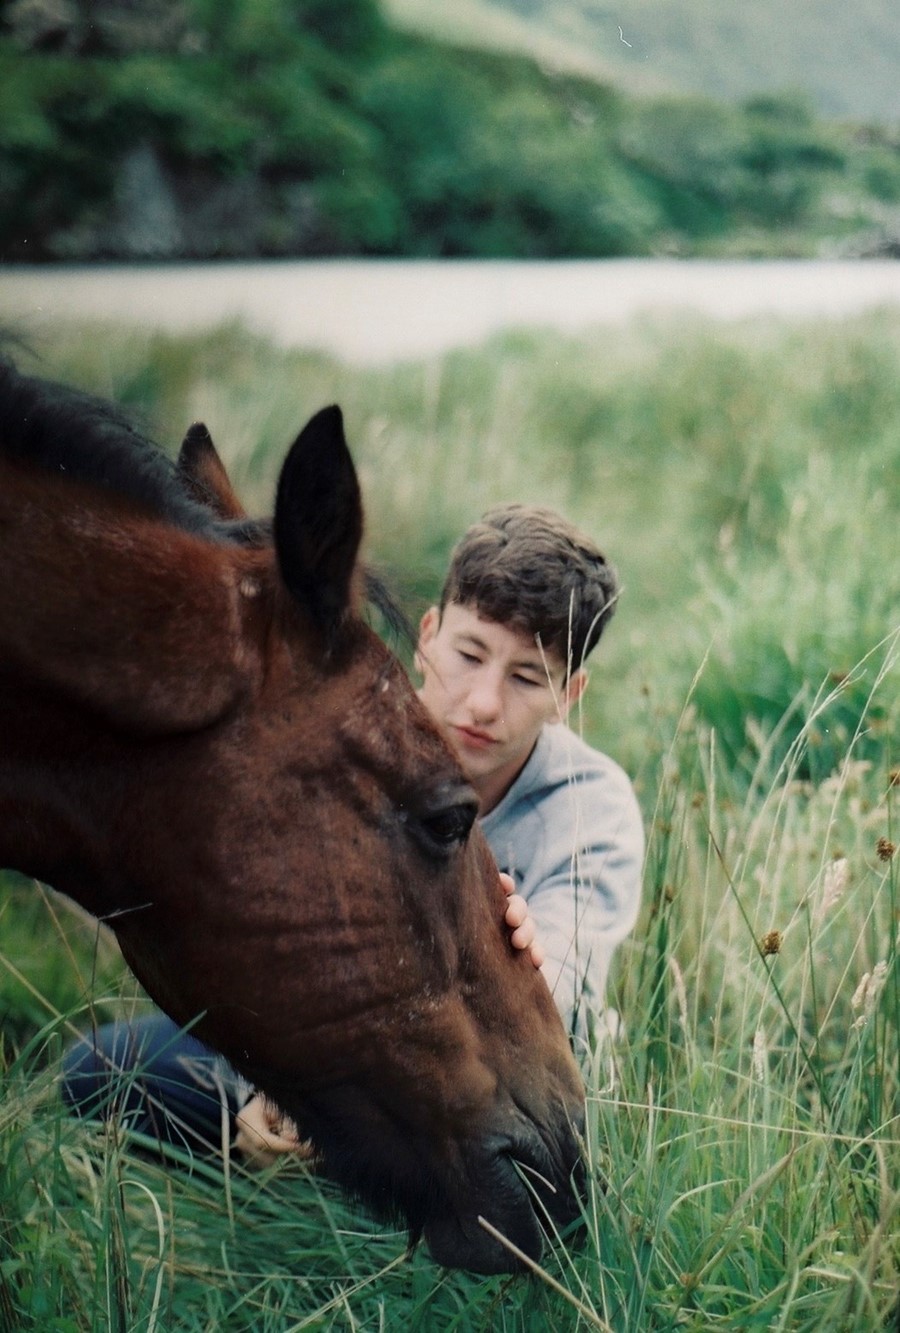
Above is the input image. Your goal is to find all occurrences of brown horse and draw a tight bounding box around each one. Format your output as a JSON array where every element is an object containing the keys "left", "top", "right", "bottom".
[{"left": 0, "top": 357, "right": 584, "bottom": 1273}]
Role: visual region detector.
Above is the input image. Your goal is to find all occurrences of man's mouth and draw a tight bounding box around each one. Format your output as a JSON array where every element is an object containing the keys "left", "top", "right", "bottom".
[{"left": 453, "top": 724, "right": 498, "bottom": 750}]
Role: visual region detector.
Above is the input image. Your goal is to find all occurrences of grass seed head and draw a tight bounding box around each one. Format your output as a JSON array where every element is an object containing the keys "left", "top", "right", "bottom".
[
  {"left": 851, "top": 960, "right": 889, "bottom": 1029},
  {"left": 815, "top": 855, "right": 849, "bottom": 924},
  {"left": 751, "top": 1028, "right": 768, "bottom": 1082}
]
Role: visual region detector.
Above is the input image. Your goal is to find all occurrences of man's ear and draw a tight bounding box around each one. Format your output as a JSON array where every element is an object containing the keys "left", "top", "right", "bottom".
[
  {"left": 415, "top": 606, "right": 440, "bottom": 673},
  {"left": 559, "top": 667, "right": 589, "bottom": 719}
]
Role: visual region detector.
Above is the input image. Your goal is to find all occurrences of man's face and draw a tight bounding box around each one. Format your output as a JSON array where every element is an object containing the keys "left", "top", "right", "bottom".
[{"left": 416, "top": 602, "right": 586, "bottom": 812}]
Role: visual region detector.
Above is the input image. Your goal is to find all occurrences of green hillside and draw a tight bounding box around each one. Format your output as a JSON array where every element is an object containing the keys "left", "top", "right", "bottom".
[
  {"left": 3, "top": 0, "right": 900, "bottom": 261},
  {"left": 388, "top": 0, "right": 900, "bottom": 125}
]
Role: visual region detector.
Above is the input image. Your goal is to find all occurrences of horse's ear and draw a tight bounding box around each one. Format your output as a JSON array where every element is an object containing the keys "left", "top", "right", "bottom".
[
  {"left": 176, "top": 422, "right": 248, "bottom": 521},
  {"left": 274, "top": 406, "right": 363, "bottom": 636}
]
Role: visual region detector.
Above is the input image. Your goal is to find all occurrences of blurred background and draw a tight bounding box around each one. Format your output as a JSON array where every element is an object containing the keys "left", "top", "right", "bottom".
[{"left": 2, "top": 0, "right": 900, "bottom": 262}]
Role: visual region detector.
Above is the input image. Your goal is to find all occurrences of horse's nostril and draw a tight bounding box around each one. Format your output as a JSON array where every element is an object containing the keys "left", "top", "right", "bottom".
[{"left": 510, "top": 1155, "right": 560, "bottom": 1198}]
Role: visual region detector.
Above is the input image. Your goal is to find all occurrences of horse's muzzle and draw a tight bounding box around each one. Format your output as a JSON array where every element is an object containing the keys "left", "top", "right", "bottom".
[
  {"left": 423, "top": 1112, "right": 585, "bottom": 1273},
  {"left": 270, "top": 1065, "right": 585, "bottom": 1274}
]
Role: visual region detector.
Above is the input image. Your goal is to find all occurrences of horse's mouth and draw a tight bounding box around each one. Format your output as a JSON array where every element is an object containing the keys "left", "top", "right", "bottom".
[
  {"left": 424, "top": 1209, "right": 541, "bottom": 1274},
  {"left": 422, "top": 1135, "right": 585, "bottom": 1274}
]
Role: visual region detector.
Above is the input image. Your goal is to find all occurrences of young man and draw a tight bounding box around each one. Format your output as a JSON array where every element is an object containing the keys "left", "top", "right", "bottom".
[
  {"left": 415, "top": 503, "right": 644, "bottom": 1042},
  {"left": 62, "top": 504, "right": 643, "bottom": 1163}
]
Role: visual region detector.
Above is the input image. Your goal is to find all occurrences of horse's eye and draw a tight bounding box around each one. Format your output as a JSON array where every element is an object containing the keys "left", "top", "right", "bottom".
[{"left": 413, "top": 796, "right": 478, "bottom": 859}]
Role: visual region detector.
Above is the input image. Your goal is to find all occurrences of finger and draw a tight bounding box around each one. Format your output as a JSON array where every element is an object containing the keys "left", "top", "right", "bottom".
[
  {"left": 510, "top": 919, "right": 535, "bottom": 951},
  {"left": 235, "top": 1099, "right": 269, "bottom": 1138},
  {"left": 272, "top": 1118, "right": 303, "bottom": 1150},
  {"left": 236, "top": 1121, "right": 287, "bottom": 1152},
  {"left": 234, "top": 1124, "right": 281, "bottom": 1168},
  {"left": 530, "top": 941, "right": 545, "bottom": 968},
  {"left": 236, "top": 1100, "right": 294, "bottom": 1149},
  {"left": 499, "top": 872, "right": 516, "bottom": 896},
  {"left": 504, "top": 894, "right": 528, "bottom": 928},
  {"left": 234, "top": 1121, "right": 306, "bottom": 1163}
]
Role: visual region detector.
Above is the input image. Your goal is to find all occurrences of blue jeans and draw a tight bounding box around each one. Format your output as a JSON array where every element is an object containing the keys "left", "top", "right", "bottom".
[{"left": 61, "top": 1014, "right": 245, "bottom": 1155}]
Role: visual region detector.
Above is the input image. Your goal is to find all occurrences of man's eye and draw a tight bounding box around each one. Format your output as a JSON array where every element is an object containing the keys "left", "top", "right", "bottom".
[
  {"left": 458, "top": 650, "right": 480, "bottom": 664},
  {"left": 514, "top": 674, "right": 543, "bottom": 688}
]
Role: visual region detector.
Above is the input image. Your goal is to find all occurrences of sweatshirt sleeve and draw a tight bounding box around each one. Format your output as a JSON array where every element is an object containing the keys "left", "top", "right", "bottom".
[
  {"left": 531, "top": 790, "right": 643, "bottom": 1042},
  {"left": 500, "top": 750, "right": 644, "bottom": 1043}
]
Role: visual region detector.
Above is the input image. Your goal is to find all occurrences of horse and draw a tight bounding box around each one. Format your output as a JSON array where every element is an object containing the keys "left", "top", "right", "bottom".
[{"left": 0, "top": 356, "right": 584, "bottom": 1273}]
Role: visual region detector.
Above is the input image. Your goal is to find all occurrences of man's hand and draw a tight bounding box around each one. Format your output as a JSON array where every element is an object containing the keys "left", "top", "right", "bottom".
[
  {"left": 500, "top": 872, "right": 544, "bottom": 968},
  {"left": 234, "top": 1094, "right": 314, "bottom": 1170}
]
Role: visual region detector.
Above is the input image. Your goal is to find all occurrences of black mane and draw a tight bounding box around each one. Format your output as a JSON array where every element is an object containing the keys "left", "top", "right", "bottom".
[
  {"left": 364, "top": 568, "right": 415, "bottom": 651},
  {"left": 0, "top": 357, "right": 265, "bottom": 545},
  {"left": 0, "top": 356, "right": 416, "bottom": 643}
]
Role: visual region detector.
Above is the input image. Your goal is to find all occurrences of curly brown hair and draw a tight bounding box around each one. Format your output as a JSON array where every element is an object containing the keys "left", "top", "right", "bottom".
[{"left": 439, "top": 504, "right": 619, "bottom": 672}]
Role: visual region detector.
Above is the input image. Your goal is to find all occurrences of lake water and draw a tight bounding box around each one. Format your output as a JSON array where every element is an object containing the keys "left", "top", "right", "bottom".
[{"left": 3, "top": 258, "right": 900, "bottom": 365}]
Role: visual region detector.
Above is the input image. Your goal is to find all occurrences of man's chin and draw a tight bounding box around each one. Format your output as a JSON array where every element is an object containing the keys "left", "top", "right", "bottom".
[{"left": 450, "top": 735, "right": 502, "bottom": 773}]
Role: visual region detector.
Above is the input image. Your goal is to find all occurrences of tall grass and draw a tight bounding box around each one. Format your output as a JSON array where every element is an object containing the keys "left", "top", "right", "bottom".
[{"left": 2, "top": 310, "right": 898, "bottom": 1328}]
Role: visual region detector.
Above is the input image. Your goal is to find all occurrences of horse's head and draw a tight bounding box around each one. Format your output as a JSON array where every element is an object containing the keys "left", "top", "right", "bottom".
[{"left": 0, "top": 369, "right": 584, "bottom": 1272}]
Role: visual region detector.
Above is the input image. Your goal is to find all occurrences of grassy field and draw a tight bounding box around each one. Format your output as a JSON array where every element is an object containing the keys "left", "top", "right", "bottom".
[{"left": 1, "top": 310, "right": 898, "bottom": 1329}]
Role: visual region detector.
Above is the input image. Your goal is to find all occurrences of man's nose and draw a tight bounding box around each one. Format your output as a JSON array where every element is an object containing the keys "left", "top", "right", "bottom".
[{"left": 468, "top": 670, "right": 503, "bottom": 722}]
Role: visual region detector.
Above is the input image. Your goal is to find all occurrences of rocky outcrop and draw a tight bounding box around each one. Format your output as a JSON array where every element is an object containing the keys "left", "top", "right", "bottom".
[{"left": 43, "top": 144, "right": 327, "bottom": 261}]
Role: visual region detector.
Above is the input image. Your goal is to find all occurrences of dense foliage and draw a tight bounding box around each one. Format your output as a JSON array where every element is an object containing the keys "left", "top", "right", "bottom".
[{"left": 2, "top": 0, "right": 900, "bottom": 260}]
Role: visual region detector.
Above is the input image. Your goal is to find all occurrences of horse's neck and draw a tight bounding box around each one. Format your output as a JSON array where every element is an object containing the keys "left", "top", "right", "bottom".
[{"left": 0, "top": 683, "right": 122, "bottom": 913}]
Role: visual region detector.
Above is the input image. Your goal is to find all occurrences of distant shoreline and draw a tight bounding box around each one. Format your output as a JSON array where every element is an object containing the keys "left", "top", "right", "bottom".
[{"left": 3, "top": 257, "right": 900, "bottom": 365}]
